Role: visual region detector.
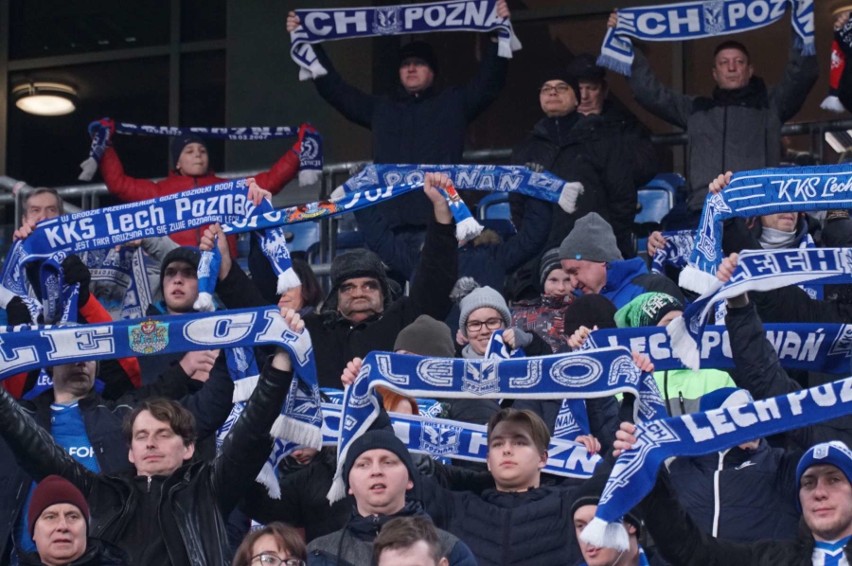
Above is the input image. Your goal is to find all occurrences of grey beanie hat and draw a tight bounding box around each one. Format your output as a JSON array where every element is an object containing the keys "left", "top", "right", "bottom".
[
  {"left": 458, "top": 286, "right": 512, "bottom": 337},
  {"left": 558, "top": 212, "right": 623, "bottom": 263},
  {"left": 394, "top": 315, "right": 455, "bottom": 357}
]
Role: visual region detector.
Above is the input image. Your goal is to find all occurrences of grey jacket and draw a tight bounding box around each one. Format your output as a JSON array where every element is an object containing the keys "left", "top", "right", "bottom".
[{"left": 629, "top": 46, "right": 817, "bottom": 211}]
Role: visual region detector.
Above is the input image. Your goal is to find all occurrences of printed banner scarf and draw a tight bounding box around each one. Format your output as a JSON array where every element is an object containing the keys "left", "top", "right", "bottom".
[
  {"left": 599, "top": 0, "right": 814, "bottom": 76},
  {"left": 333, "top": 164, "right": 584, "bottom": 215},
  {"left": 580, "top": 376, "right": 852, "bottom": 551},
  {"left": 82, "top": 246, "right": 153, "bottom": 321},
  {"left": 683, "top": 163, "right": 852, "bottom": 294},
  {"left": 80, "top": 119, "right": 323, "bottom": 186},
  {"left": 0, "top": 306, "right": 322, "bottom": 449},
  {"left": 586, "top": 322, "right": 852, "bottom": 375},
  {"left": 669, "top": 247, "right": 852, "bottom": 370},
  {"left": 329, "top": 346, "right": 669, "bottom": 501},
  {"left": 289, "top": 0, "right": 521, "bottom": 80}
]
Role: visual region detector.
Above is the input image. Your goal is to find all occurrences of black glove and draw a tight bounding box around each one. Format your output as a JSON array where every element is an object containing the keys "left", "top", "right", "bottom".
[
  {"left": 6, "top": 296, "right": 33, "bottom": 326},
  {"left": 61, "top": 255, "right": 91, "bottom": 306}
]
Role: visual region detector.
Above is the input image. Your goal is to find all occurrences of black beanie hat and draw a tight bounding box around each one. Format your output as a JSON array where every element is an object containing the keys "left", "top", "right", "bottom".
[
  {"left": 563, "top": 294, "right": 617, "bottom": 337},
  {"left": 159, "top": 247, "right": 201, "bottom": 289},
  {"left": 398, "top": 41, "right": 438, "bottom": 73},
  {"left": 343, "top": 429, "right": 417, "bottom": 491},
  {"left": 539, "top": 64, "right": 580, "bottom": 100},
  {"left": 566, "top": 53, "right": 607, "bottom": 84},
  {"left": 571, "top": 471, "right": 644, "bottom": 534},
  {"left": 169, "top": 133, "right": 207, "bottom": 171}
]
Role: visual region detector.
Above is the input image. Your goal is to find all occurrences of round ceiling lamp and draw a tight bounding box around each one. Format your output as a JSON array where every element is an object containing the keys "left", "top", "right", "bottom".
[{"left": 12, "top": 82, "right": 78, "bottom": 116}]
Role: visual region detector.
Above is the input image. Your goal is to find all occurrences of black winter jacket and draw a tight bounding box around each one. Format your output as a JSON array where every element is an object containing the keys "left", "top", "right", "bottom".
[
  {"left": 0, "top": 360, "right": 294, "bottom": 566},
  {"left": 418, "top": 480, "right": 581, "bottom": 566},
  {"left": 313, "top": 42, "right": 506, "bottom": 229},
  {"left": 642, "top": 470, "right": 851, "bottom": 566},
  {"left": 726, "top": 302, "right": 852, "bottom": 446},
  {"left": 218, "top": 220, "right": 457, "bottom": 388},
  {"left": 667, "top": 441, "right": 801, "bottom": 542},
  {"left": 512, "top": 113, "right": 637, "bottom": 258},
  {"left": 0, "top": 366, "right": 199, "bottom": 563}
]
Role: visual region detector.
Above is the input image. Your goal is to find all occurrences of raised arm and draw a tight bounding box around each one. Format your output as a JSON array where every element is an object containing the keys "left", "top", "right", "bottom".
[
  {"left": 770, "top": 43, "right": 818, "bottom": 122},
  {"left": 461, "top": 0, "right": 510, "bottom": 120},
  {"left": 627, "top": 48, "right": 693, "bottom": 129},
  {"left": 99, "top": 146, "right": 165, "bottom": 203}
]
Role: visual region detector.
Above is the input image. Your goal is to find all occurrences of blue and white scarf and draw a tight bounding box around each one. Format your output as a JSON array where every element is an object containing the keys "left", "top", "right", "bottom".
[
  {"left": 82, "top": 246, "right": 153, "bottom": 320},
  {"left": 683, "top": 163, "right": 852, "bottom": 294},
  {"left": 669, "top": 247, "right": 852, "bottom": 370},
  {"left": 580, "top": 376, "right": 852, "bottom": 551},
  {"left": 80, "top": 119, "right": 323, "bottom": 186},
  {"left": 651, "top": 230, "right": 695, "bottom": 274},
  {"left": 329, "top": 346, "right": 668, "bottom": 501},
  {"left": 0, "top": 306, "right": 322, "bottom": 449},
  {"left": 599, "top": 0, "right": 814, "bottom": 76},
  {"left": 587, "top": 322, "right": 852, "bottom": 375},
  {"left": 289, "top": 0, "right": 521, "bottom": 81},
  {"left": 334, "top": 164, "right": 584, "bottom": 215}
]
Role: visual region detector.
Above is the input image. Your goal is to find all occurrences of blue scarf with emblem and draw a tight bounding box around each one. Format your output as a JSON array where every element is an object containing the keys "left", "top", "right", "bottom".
[
  {"left": 289, "top": 0, "right": 520, "bottom": 80},
  {"left": 599, "top": 0, "right": 814, "bottom": 76}
]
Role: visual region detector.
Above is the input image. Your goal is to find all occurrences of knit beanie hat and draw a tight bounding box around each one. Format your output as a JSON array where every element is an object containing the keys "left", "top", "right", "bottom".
[
  {"left": 571, "top": 470, "right": 643, "bottom": 533},
  {"left": 458, "top": 286, "right": 512, "bottom": 337},
  {"left": 563, "top": 294, "right": 617, "bottom": 338},
  {"left": 324, "top": 248, "right": 391, "bottom": 312},
  {"left": 558, "top": 213, "right": 623, "bottom": 263},
  {"left": 566, "top": 53, "right": 607, "bottom": 84},
  {"left": 614, "top": 292, "right": 684, "bottom": 328},
  {"left": 796, "top": 441, "right": 852, "bottom": 500},
  {"left": 539, "top": 248, "right": 563, "bottom": 288},
  {"left": 698, "top": 387, "right": 754, "bottom": 413},
  {"left": 540, "top": 65, "right": 580, "bottom": 100},
  {"left": 394, "top": 315, "right": 455, "bottom": 357},
  {"left": 343, "top": 429, "right": 418, "bottom": 491},
  {"left": 28, "top": 475, "right": 90, "bottom": 537},
  {"left": 169, "top": 133, "right": 207, "bottom": 171},
  {"left": 159, "top": 246, "right": 201, "bottom": 289},
  {"left": 398, "top": 41, "right": 438, "bottom": 73}
]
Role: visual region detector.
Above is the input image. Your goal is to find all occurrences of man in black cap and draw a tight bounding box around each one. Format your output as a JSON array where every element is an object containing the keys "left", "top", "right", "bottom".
[
  {"left": 307, "top": 430, "right": 476, "bottom": 565},
  {"left": 286, "top": 2, "right": 510, "bottom": 239},
  {"left": 567, "top": 53, "right": 657, "bottom": 188},
  {"left": 512, "top": 66, "right": 637, "bottom": 259}
]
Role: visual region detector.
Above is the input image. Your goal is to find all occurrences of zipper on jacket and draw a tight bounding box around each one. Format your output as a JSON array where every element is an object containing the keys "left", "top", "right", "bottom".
[
  {"left": 712, "top": 449, "right": 728, "bottom": 537},
  {"left": 147, "top": 475, "right": 152, "bottom": 493},
  {"left": 678, "top": 392, "right": 685, "bottom": 416},
  {"left": 721, "top": 105, "right": 728, "bottom": 174}
]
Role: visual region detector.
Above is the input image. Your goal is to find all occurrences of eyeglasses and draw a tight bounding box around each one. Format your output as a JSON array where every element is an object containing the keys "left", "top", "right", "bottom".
[
  {"left": 163, "top": 266, "right": 197, "bottom": 280},
  {"left": 466, "top": 317, "right": 504, "bottom": 332},
  {"left": 251, "top": 553, "right": 305, "bottom": 566},
  {"left": 338, "top": 280, "right": 381, "bottom": 295},
  {"left": 540, "top": 84, "right": 572, "bottom": 95}
]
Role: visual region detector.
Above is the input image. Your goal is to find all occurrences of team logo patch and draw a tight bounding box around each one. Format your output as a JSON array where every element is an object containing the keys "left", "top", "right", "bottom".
[
  {"left": 373, "top": 7, "right": 401, "bottom": 34},
  {"left": 420, "top": 422, "right": 462, "bottom": 456},
  {"left": 702, "top": 1, "right": 725, "bottom": 34},
  {"left": 129, "top": 319, "right": 169, "bottom": 354},
  {"left": 462, "top": 359, "right": 500, "bottom": 396}
]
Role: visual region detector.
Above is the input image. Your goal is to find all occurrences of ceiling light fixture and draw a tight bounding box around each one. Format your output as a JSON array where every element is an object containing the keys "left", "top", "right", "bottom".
[{"left": 12, "top": 82, "right": 78, "bottom": 116}]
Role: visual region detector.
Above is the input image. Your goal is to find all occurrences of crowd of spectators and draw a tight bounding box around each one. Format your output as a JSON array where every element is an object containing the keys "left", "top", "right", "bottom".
[{"left": 4, "top": 3, "right": 852, "bottom": 565}]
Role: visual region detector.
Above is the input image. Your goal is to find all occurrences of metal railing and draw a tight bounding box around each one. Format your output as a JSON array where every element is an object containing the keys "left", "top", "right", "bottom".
[{"left": 1, "top": 117, "right": 850, "bottom": 271}]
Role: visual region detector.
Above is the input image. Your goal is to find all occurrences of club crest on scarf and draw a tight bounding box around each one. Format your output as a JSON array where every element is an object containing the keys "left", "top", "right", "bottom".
[
  {"left": 462, "top": 359, "right": 500, "bottom": 396},
  {"left": 129, "top": 320, "right": 169, "bottom": 354},
  {"left": 374, "top": 7, "right": 402, "bottom": 34},
  {"left": 420, "top": 422, "right": 463, "bottom": 456}
]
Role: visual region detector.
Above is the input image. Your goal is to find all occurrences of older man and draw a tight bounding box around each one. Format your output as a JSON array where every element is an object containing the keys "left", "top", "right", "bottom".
[
  {"left": 23, "top": 475, "right": 127, "bottom": 565},
  {"left": 512, "top": 66, "right": 636, "bottom": 258},
  {"left": 609, "top": 11, "right": 818, "bottom": 228}
]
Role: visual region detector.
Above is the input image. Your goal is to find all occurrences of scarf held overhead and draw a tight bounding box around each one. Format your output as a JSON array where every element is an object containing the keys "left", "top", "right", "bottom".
[
  {"left": 333, "top": 164, "right": 584, "bottom": 214},
  {"left": 289, "top": 0, "right": 521, "bottom": 80},
  {"left": 0, "top": 306, "right": 321, "bottom": 448},
  {"left": 329, "top": 346, "right": 669, "bottom": 502},
  {"left": 586, "top": 322, "right": 852, "bottom": 375},
  {"left": 599, "top": 0, "right": 814, "bottom": 76},
  {"left": 669, "top": 247, "right": 852, "bottom": 370},
  {"left": 80, "top": 119, "right": 322, "bottom": 186},
  {"left": 682, "top": 163, "right": 852, "bottom": 294},
  {"left": 580, "top": 376, "right": 852, "bottom": 552}
]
